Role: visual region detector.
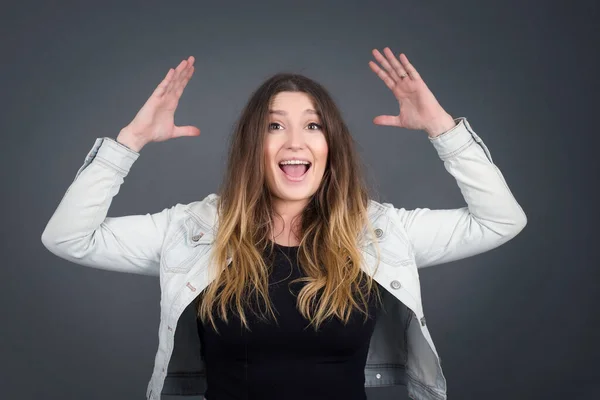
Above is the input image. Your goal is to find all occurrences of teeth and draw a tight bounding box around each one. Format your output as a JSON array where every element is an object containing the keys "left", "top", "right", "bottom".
[{"left": 279, "top": 160, "right": 310, "bottom": 165}]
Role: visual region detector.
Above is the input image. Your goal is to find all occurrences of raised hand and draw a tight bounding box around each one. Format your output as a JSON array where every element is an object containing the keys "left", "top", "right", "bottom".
[
  {"left": 368, "top": 48, "right": 455, "bottom": 137},
  {"left": 117, "top": 56, "right": 200, "bottom": 151}
]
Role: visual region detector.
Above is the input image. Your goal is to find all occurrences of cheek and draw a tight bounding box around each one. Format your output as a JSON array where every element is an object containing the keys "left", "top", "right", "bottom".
[
  {"left": 263, "top": 142, "right": 280, "bottom": 184},
  {"left": 263, "top": 142, "right": 277, "bottom": 167},
  {"left": 314, "top": 138, "right": 328, "bottom": 170}
]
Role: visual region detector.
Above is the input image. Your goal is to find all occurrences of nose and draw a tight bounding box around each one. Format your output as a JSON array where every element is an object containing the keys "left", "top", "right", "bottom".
[{"left": 285, "top": 126, "right": 305, "bottom": 150}]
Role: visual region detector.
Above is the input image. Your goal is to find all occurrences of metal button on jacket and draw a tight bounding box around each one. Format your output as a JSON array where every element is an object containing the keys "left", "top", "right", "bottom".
[
  {"left": 374, "top": 228, "right": 383, "bottom": 238},
  {"left": 390, "top": 280, "right": 402, "bottom": 289},
  {"left": 191, "top": 233, "right": 204, "bottom": 242}
]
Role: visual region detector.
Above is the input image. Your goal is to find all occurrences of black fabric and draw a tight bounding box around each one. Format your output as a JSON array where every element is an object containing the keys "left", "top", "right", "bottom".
[{"left": 196, "top": 242, "right": 382, "bottom": 400}]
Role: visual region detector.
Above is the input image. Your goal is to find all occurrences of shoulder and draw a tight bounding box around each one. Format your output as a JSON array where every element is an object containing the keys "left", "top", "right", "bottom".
[
  {"left": 161, "top": 194, "right": 220, "bottom": 245},
  {"left": 367, "top": 198, "right": 386, "bottom": 214},
  {"left": 367, "top": 198, "right": 394, "bottom": 221},
  {"left": 179, "top": 196, "right": 392, "bottom": 221},
  {"left": 174, "top": 195, "right": 394, "bottom": 226},
  {"left": 366, "top": 198, "right": 410, "bottom": 239},
  {"left": 180, "top": 193, "right": 220, "bottom": 226}
]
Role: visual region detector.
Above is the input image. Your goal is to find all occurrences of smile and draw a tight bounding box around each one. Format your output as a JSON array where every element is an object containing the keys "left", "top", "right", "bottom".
[{"left": 278, "top": 163, "right": 311, "bottom": 182}]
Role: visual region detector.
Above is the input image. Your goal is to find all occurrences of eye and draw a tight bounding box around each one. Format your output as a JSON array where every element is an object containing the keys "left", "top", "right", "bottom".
[
  {"left": 308, "top": 122, "right": 322, "bottom": 130},
  {"left": 268, "top": 122, "right": 282, "bottom": 131}
]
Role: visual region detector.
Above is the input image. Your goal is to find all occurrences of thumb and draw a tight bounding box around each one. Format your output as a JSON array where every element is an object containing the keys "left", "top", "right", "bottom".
[
  {"left": 373, "top": 115, "right": 400, "bottom": 127},
  {"left": 174, "top": 125, "right": 201, "bottom": 137}
]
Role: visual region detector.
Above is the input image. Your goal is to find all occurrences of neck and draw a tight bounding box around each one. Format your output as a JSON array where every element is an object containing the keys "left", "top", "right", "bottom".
[{"left": 270, "top": 197, "right": 308, "bottom": 246}]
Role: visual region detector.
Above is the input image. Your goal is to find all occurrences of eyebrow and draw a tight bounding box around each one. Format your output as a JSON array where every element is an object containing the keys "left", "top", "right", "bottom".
[{"left": 269, "top": 109, "right": 321, "bottom": 116}]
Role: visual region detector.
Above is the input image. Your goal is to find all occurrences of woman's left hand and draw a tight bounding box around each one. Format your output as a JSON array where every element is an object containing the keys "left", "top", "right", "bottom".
[{"left": 369, "top": 47, "right": 456, "bottom": 137}]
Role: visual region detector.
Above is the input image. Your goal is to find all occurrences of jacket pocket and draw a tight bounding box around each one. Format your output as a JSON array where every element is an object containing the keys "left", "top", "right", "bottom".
[{"left": 162, "top": 217, "right": 213, "bottom": 273}]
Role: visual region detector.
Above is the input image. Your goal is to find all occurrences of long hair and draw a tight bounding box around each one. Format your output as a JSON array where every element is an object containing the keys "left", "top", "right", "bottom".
[{"left": 197, "top": 72, "right": 383, "bottom": 332}]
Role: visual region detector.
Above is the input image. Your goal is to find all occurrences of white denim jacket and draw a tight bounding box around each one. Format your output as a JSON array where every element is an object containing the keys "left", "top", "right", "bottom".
[{"left": 41, "top": 117, "right": 527, "bottom": 400}]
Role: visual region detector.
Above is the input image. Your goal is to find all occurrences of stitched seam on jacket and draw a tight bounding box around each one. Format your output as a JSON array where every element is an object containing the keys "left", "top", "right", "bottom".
[
  {"left": 88, "top": 169, "right": 117, "bottom": 238},
  {"left": 98, "top": 222, "right": 156, "bottom": 262},
  {"left": 406, "top": 371, "right": 445, "bottom": 397},
  {"left": 364, "top": 363, "right": 406, "bottom": 368},
  {"left": 438, "top": 137, "right": 475, "bottom": 161},
  {"left": 84, "top": 160, "right": 157, "bottom": 266},
  {"left": 105, "top": 137, "right": 141, "bottom": 158},
  {"left": 94, "top": 155, "right": 129, "bottom": 175}
]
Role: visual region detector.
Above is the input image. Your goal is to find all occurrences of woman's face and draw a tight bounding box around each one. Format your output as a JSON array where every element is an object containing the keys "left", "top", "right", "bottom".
[{"left": 264, "top": 91, "right": 328, "bottom": 208}]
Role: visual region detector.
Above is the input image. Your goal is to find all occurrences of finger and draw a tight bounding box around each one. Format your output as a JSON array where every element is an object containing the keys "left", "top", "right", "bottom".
[
  {"left": 175, "top": 57, "right": 190, "bottom": 75},
  {"left": 373, "top": 115, "right": 400, "bottom": 127},
  {"left": 383, "top": 47, "right": 409, "bottom": 80},
  {"left": 152, "top": 68, "right": 175, "bottom": 97},
  {"left": 173, "top": 65, "right": 194, "bottom": 98},
  {"left": 372, "top": 49, "right": 401, "bottom": 83},
  {"left": 166, "top": 58, "right": 191, "bottom": 95},
  {"left": 175, "top": 57, "right": 195, "bottom": 91},
  {"left": 369, "top": 61, "right": 396, "bottom": 92},
  {"left": 174, "top": 125, "right": 201, "bottom": 137},
  {"left": 399, "top": 53, "right": 421, "bottom": 80}
]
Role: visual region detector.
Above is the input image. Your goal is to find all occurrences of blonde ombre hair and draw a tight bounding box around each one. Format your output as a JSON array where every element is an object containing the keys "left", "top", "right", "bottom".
[{"left": 198, "top": 73, "right": 383, "bottom": 332}]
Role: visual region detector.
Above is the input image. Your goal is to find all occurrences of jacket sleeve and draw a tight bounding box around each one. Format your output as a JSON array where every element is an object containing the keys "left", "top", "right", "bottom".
[
  {"left": 392, "top": 117, "right": 527, "bottom": 268},
  {"left": 41, "top": 137, "right": 181, "bottom": 277}
]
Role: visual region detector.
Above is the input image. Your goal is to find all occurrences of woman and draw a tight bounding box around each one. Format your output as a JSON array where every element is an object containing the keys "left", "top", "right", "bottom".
[{"left": 41, "top": 48, "right": 527, "bottom": 400}]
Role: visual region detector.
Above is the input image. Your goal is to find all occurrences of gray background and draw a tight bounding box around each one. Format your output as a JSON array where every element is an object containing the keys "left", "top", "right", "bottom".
[{"left": 2, "top": 0, "right": 598, "bottom": 399}]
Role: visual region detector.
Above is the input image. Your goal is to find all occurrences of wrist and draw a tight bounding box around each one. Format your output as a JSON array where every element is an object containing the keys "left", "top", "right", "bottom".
[
  {"left": 116, "top": 128, "right": 146, "bottom": 152},
  {"left": 425, "top": 113, "right": 456, "bottom": 138}
]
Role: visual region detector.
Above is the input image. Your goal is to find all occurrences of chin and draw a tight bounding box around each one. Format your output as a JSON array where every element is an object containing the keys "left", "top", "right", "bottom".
[
  {"left": 269, "top": 182, "right": 319, "bottom": 203},
  {"left": 273, "top": 185, "right": 315, "bottom": 200}
]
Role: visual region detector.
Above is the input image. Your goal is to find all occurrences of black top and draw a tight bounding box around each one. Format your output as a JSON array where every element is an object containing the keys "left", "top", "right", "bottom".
[{"left": 196, "top": 242, "right": 381, "bottom": 400}]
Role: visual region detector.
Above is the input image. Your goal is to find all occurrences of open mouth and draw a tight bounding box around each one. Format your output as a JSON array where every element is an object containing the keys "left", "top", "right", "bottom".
[{"left": 278, "top": 162, "right": 312, "bottom": 181}]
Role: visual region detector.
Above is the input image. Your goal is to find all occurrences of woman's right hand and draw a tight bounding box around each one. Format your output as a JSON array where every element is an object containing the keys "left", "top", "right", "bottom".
[{"left": 116, "top": 56, "right": 200, "bottom": 152}]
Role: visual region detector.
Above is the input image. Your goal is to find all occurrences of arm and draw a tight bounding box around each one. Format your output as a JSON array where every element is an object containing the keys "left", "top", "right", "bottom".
[
  {"left": 367, "top": 49, "right": 526, "bottom": 268},
  {"left": 393, "top": 117, "right": 527, "bottom": 268},
  {"left": 41, "top": 137, "right": 181, "bottom": 277},
  {"left": 41, "top": 57, "right": 200, "bottom": 276}
]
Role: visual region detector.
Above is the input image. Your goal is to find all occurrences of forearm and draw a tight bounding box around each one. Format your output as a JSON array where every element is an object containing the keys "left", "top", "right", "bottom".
[
  {"left": 430, "top": 117, "right": 527, "bottom": 233},
  {"left": 396, "top": 117, "right": 527, "bottom": 268},
  {"left": 41, "top": 137, "right": 139, "bottom": 251}
]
